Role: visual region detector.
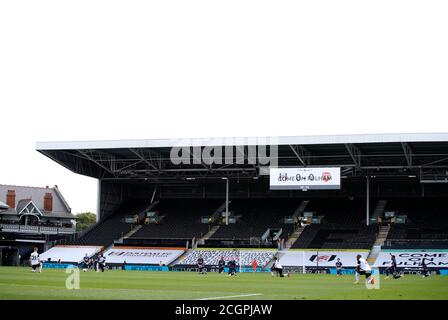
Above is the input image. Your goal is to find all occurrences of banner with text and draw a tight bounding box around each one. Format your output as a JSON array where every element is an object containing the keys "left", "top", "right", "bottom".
[
  {"left": 104, "top": 248, "right": 185, "bottom": 265},
  {"left": 40, "top": 245, "right": 103, "bottom": 263},
  {"left": 270, "top": 167, "right": 341, "bottom": 190},
  {"left": 281, "top": 251, "right": 367, "bottom": 267},
  {"left": 374, "top": 251, "right": 448, "bottom": 268}
]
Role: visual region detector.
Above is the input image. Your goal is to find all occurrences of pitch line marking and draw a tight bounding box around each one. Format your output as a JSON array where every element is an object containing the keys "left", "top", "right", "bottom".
[{"left": 196, "top": 293, "right": 263, "bottom": 300}]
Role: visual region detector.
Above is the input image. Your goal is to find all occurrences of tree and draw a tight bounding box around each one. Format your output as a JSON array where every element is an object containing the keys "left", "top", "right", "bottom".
[{"left": 76, "top": 212, "right": 96, "bottom": 232}]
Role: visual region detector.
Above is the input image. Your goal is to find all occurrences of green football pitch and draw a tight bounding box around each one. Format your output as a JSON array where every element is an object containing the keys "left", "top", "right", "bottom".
[{"left": 0, "top": 267, "right": 447, "bottom": 300}]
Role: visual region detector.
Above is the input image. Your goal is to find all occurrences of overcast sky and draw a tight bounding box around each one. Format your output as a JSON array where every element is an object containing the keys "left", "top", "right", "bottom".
[{"left": 1, "top": 1, "right": 447, "bottom": 215}]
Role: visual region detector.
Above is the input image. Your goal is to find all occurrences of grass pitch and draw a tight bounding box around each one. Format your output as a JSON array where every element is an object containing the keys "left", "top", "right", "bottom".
[{"left": 0, "top": 267, "right": 447, "bottom": 300}]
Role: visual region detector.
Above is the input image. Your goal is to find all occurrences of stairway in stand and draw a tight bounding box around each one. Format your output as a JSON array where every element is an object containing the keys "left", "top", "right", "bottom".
[
  {"left": 367, "top": 225, "right": 391, "bottom": 265},
  {"left": 201, "top": 225, "right": 220, "bottom": 241},
  {"left": 285, "top": 226, "right": 305, "bottom": 249},
  {"left": 113, "top": 225, "right": 143, "bottom": 247},
  {"left": 373, "top": 200, "right": 387, "bottom": 219}
]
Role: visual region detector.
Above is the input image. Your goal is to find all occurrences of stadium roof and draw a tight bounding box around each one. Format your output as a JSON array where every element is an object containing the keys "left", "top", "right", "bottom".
[
  {"left": 36, "top": 133, "right": 448, "bottom": 182},
  {"left": 35, "top": 132, "right": 448, "bottom": 150}
]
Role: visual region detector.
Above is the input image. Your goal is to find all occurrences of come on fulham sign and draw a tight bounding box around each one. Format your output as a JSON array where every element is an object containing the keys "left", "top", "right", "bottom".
[{"left": 270, "top": 167, "right": 341, "bottom": 190}]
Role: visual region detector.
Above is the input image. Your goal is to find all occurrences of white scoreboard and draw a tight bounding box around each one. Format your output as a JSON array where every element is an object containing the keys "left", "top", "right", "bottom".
[{"left": 270, "top": 167, "right": 341, "bottom": 190}]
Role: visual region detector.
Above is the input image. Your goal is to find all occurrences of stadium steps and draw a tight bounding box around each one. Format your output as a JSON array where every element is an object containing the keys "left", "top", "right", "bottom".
[
  {"left": 201, "top": 225, "right": 220, "bottom": 241},
  {"left": 285, "top": 226, "right": 305, "bottom": 249},
  {"left": 121, "top": 225, "right": 143, "bottom": 240},
  {"left": 210, "top": 201, "right": 231, "bottom": 221},
  {"left": 375, "top": 225, "right": 391, "bottom": 245},
  {"left": 367, "top": 246, "right": 381, "bottom": 264},
  {"left": 367, "top": 225, "right": 391, "bottom": 263},
  {"left": 147, "top": 200, "right": 159, "bottom": 211},
  {"left": 102, "top": 220, "right": 144, "bottom": 246},
  {"left": 373, "top": 200, "right": 387, "bottom": 218},
  {"left": 292, "top": 200, "right": 310, "bottom": 219}
]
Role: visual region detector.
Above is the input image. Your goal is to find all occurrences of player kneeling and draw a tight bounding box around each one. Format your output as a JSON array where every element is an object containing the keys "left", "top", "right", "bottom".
[
  {"left": 228, "top": 258, "right": 237, "bottom": 276},
  {"left": 218, "top": 257, "right": 225, "bottom": 274},
  {"left": 82, "top": 253, "right": 90, "bottom": 272},
  {"left": 421, "top": 259, "right": 430, "bottom": 278},
  {"left": 97, "top": 254, "right": 106, "bottom": 272},
  {"left": 354, "top": 254, "right": 374, "bottom": 285},
  {"left": 272, "top": 257, "right": 284, "bottom": 277},
  {"left": 30, "top": 247, "right": 43, "bottom": 273},
  {"left": 385, "top": 254, "right": 402, "bottom": 279},
  {"left": 197, "top": 256, "right": 206, "bottom": 275}
]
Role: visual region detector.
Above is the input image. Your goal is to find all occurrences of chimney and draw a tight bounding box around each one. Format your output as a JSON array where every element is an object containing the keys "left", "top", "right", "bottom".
[
  {"left": 6, "top": 190, "right": 15, "bottom": 208},
  {"left": 44, "top": 192, "right": 53, "bottom": 212}
]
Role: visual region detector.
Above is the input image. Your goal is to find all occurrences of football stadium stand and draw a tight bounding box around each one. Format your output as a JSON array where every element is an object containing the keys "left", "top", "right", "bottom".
[
  {"left": 26, "top": 133, "right": 448, "bottom": 271},
  {"left": 209, "top": 199, "right": 298, "bottom": 241},
  {"left": 379, "top": 198, "right": 448, "bottom": 249},
  {"left": 130, "top": 199, "right": 222, "bottom": 241},
  {"left": 289, "top": 198, "right": 378, "bottom": 249},
  {"left": 70, "top": 200, "right": 151, "bottom": 247},
  {"left": 381, "top": 198, "right": 448, "bottom": 224},
  {"left": 385, "top": 224, "right": 448, "bottom": 249},
  {"left": 291, "top": 224, "right": 378, "bottom": 249}
]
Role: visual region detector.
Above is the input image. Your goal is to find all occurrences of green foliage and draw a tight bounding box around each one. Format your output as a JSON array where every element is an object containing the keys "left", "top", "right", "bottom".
[{"left": 76, "top": 212, "right": 96, "bottom": 232}]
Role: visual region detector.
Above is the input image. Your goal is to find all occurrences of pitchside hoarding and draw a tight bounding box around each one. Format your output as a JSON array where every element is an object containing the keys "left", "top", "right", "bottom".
[
  {"left": 270, "top": 167, "right": 341, "bottom": 190},
  {"left": 281, "top": 251, "right": 368, "bottom": 267},
  {"left": 374, "top": 251, "right": 448, "bottom": 268},
  {"left": 39, "top": 245, "right": 103, "bottom": 263},
  {"left": 103, "top": 248, "right": 185, "bottom": 265}
]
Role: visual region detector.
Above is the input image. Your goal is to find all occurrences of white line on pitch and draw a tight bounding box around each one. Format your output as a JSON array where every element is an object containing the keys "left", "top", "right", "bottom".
[{"left": 196, "top": 293, "right": 263, "bottom": 300}]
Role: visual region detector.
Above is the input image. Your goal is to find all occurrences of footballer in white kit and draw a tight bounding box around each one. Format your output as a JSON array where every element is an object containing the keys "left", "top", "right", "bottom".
[
  {"left": 30, "top": 247, "right": 43, "bottom": 273},
  {"left": 354, "top": 254, "right": 373, "bottom": 285}
]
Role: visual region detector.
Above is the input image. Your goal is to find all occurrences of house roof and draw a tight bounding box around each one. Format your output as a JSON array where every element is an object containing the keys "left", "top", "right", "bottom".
[
  {"left": 16, "top": 199, "right": 36, "bottom": 215},
  {"left": 0, "top": 185, "right": 75, "bottom": 219},
  {"left": 16, "top": 199, "right": 47, "bottom": 217}
]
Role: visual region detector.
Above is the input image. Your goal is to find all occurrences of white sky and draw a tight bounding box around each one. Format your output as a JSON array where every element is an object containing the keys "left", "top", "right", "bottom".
[{"left": 1, "top": 1, "right": 447, "bottom": 215}]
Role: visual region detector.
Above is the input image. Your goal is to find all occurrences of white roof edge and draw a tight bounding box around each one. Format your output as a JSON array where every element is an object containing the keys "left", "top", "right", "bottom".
[
  {"left": 35, "top": 132, "right": 448, "bottom": 150},
  {"left": 0, "top": 200, "right": 9, "bottom": 209}
]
